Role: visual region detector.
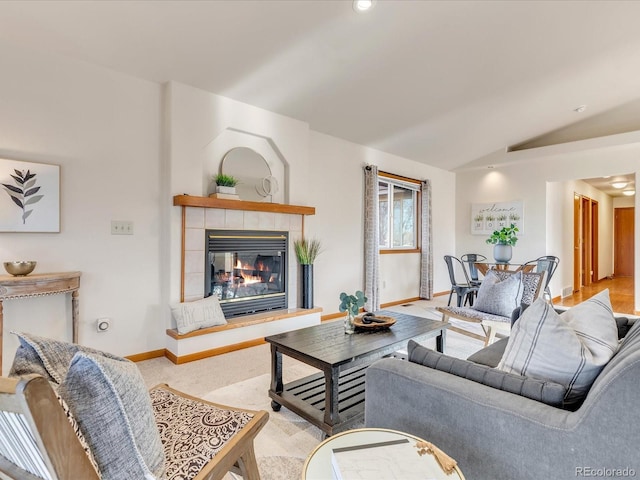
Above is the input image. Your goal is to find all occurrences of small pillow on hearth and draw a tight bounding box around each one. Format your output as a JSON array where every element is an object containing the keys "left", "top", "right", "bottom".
[{"left": 171, "top": 296, "right": 227, "bottom": 335}]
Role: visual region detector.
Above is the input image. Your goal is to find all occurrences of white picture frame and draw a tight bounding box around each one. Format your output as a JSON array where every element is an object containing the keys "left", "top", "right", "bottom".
[{"left": 0, "top": 158, "right": 60, "bottom": 232}]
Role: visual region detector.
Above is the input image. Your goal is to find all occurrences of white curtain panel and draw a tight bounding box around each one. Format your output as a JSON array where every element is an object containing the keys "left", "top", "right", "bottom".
[
  {"left": 363, "top": 165, "right": 380, "bottom": 311},
  {"left": 419, "top": 179, "right": 433, "bottom": 299}
]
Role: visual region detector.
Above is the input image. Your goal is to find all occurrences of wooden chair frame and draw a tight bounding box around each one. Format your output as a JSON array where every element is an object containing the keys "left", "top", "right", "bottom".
[
  {"left": 0, "top": 375, "right": 268, "bottom": 480},
  {"left": 0, "top": 374, "right": 99, "bottom": 480}
]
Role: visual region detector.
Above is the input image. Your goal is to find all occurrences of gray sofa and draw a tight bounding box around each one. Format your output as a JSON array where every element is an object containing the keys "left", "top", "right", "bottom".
[{"left": 364, "top": 316, "right": 639, "bottom": 480}]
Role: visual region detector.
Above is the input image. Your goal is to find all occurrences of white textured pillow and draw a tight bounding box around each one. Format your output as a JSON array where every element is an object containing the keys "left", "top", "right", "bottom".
[
  {"left": 498, "top": 289, "right": 619, "bottom": 405},
  {"left": 171, "top": 296, "right": 227, "bottom": 335},
  {"left": 472, "top": 270, "right": 523, "bottom": 317}
]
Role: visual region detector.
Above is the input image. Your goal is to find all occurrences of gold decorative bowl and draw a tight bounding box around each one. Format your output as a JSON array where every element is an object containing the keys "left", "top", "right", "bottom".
[{"left": 3, "top": 261, "right": 37, "bottom": 276}]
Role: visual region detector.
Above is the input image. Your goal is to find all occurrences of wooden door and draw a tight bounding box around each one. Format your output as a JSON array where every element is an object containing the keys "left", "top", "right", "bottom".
[
  {"left": 573, "top": 194, "right": 580, "bottom": 292},
  {"left": 581, "top": 197, "right": 592, "bottom": 286},
  {"left": 591, "top": 200, "right": 598, "bottom": 282},
  {"left": 614, "top": 207, "right": 635, "bottom": 277}
]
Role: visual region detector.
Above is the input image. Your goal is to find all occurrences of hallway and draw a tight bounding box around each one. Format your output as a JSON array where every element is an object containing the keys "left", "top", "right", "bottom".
[{"left": 555, "top": 276, "right": 637, "bottom": 315}]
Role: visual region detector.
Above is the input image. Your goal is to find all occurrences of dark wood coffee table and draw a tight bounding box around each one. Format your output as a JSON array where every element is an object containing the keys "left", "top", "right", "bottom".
[{"left": 266, "top": 310, "right": 448, "bottom": 436}]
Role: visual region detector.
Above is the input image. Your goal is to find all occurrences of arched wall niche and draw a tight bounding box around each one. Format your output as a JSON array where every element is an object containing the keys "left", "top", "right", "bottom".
[{"left": 202, "top": 128, "right": 289, "bottom": 204}]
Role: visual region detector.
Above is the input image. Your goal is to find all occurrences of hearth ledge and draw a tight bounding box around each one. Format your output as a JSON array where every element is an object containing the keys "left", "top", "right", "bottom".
[
  {"left": 165, "top": 307, "right": 322, "bottom": 364},
  {"left": 166, "top": 307, "right": 322, "bottom": 339}
]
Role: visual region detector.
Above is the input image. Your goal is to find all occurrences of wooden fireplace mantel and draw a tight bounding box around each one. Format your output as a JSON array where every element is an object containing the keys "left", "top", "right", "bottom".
[{"left": 173, "top": 194, "right": 315, "bottom": 216}]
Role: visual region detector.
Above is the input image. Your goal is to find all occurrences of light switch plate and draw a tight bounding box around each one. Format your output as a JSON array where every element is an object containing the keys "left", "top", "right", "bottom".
[{"left": 111, "top": 221, "right": 133, "bottom": 235}]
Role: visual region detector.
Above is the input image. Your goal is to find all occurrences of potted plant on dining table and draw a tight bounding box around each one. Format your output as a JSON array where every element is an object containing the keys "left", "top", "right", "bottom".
[{"left": 486, "top": 223, "right": 519, "bottom": 264}]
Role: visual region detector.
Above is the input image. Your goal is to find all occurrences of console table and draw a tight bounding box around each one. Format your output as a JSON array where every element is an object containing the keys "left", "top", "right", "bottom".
[{"left": 0, "top": 271, "right": 81, "bottom": 372}]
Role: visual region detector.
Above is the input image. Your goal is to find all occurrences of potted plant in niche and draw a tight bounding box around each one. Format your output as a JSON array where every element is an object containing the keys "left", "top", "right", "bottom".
[
  {"left": 213, "top": 173, "right": 239, "bottom": 195},
  {"left": 293, "top": 237, "right": 322, "bottom": 309},
  {"left": 339, "top": 290, "right": 367, "bottom": 335},
  {"left": 486, "top": 223, "right": 519, "bottom": 264}
]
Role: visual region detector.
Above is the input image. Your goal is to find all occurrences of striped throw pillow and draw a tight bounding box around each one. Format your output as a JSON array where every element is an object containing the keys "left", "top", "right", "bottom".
[{"left": 498, "top": 289, "right": 619, "bottom": 406}]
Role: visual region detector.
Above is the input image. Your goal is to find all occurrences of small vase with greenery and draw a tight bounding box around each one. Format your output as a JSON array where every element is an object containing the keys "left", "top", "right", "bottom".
[
  {"left": 486, "top": 223, "right": 519, "bottom": 264},
  {"left": 293, "top": 238, "right": 322, "bottom": 265},
  {"left": 213, "top": 174, "right": 239, "bottom": 195},
  {"left": 294, "top": 238, "right": 322, "bottom": 308},
  {"left": 339, "top": 290, "right": 367, "bottom": 334}
]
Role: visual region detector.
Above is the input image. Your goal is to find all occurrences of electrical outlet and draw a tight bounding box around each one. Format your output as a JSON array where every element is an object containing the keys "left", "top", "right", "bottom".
[
  {"left": 111, "top": 220, "right": 133, "bottom": 235},
  {"left": 96, "top": 318, "right": 111, "bottom": 332}
]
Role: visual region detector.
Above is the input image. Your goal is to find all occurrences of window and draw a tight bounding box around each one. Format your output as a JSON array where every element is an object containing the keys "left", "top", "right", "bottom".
[{"left": 378, "top": 173, "right": 420, "bottom": 251}]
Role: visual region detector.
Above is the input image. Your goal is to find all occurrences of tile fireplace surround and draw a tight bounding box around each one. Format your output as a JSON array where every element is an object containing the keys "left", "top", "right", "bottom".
[
  {"left": 183, "top": 206, "right": 303, "bottom": 304},
  {"left": 168, "top": 195, "right": 320, "bottom": 362}
]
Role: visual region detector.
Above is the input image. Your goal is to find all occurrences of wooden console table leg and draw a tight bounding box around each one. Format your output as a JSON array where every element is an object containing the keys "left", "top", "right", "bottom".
[{"left": 72, "top": 290, "right": 79, "bottom": 343}]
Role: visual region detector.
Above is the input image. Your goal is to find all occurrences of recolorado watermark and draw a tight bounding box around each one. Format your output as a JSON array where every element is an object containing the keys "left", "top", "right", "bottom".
[{"left": 576, "top": 467, "right": 636, "bottom": 477}]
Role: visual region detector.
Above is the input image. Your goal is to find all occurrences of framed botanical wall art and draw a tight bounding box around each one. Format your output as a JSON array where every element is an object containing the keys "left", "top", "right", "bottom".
[
  {"left": 471, "top": 200, "right": 523, "bottom": 235},
  {"left": 0, "top": 158, "right": 60, "bottom": 232}
]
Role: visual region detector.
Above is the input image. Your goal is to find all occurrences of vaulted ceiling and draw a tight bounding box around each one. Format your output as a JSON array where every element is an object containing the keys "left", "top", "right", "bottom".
[{"left": 1, "top": 0, "right": 640, "bottom": 171}]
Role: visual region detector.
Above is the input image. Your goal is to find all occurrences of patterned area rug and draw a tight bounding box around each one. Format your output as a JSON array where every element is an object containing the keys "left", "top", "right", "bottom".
[{"left": 203, "top": 373, "right": 325, "bottom": 480}]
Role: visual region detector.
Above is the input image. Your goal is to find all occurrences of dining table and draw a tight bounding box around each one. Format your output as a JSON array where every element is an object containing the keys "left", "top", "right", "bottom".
[{"left": 474, "top": 262, "right": 534, "bottom": 276}]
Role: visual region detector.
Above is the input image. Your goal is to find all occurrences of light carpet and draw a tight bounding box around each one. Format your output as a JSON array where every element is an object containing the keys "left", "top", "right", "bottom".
[
  {"left": 201, "top": 313, "right": 487, "bottom": 480},
  {"left": 204, "top": 373, "right": 324, "bottom": 480}
]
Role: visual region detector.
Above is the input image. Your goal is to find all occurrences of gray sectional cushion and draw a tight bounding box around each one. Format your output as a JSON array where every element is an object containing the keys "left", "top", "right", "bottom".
[
  {"left": 59, "top": 352, "right": 166, "bottom": 480},
  {"left": 9, "top": 331, "right": 123, "bottom": 385},
  {"left": 498, "top": 290, "right": 619, "bottom": 406},
  {"left": 466, "top": 337, "right": 509, "bottom": 368},
  {"left": 472, "top": 271, "right": 523, "bottom": 317},
  {"left": 408, "top": 340, "right": 566, "bottom": 407}
]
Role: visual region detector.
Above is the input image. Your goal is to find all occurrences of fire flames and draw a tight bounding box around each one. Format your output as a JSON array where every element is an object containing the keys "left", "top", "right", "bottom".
[{"left": 235, "top": 260, "right": 270, "bottom": 284}]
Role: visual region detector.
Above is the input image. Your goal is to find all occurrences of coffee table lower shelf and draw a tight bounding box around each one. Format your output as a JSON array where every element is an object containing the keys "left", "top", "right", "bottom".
[{"left": 269, "top": 364, "right": 368, "bottom": 436}]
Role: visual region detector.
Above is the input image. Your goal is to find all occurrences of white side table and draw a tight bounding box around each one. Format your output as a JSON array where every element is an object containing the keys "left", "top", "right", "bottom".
[{"left": 303, "top": 428, "right": 465, "bottom": 480}]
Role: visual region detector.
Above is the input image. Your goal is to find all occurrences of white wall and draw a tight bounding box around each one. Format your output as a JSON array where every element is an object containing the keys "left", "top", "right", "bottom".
[
  {"left": 0, "top": 43, "right": 162, "bottom": 371},
  {"left": 166, "top": 84, "right": 457, "bottom": 319},
  {"left": 456, "top": 141, "right": 640, "bottom": 309},
  {"left": 305, "top": 132, "right": 456, "bottom": 309}
]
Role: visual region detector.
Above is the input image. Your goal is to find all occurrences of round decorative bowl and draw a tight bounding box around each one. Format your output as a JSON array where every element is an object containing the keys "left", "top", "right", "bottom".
[{"left": 3, "top": 261, "right": 37, "bottom": 276}]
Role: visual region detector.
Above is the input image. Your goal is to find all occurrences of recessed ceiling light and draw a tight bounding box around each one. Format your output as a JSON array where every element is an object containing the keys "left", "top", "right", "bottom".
[
  {"left": 612, "top": 182, "right": 628, "bottom": 189},
  {"left": 622, "top": 190, "right": 635, "bottom": 196},
  {"left": 353, "top": 0, "right": 375, "bottom": 12},
  {"left": 574, "top": 105, "right": 587, "bottom": 113}
]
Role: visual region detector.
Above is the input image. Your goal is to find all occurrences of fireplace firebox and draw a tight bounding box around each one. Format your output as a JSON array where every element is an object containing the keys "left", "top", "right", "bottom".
[{"left": 205, "top": 230, "right": 288, "bottom": 318}]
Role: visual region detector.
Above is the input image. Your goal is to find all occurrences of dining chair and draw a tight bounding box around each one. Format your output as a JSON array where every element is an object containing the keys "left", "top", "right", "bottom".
[
  {"left": 444, "top": 255, "right": 479, "bottom": 307},
  {"left": 522, "top": 256, "right": 560, "bottom": 301},
  {"left": 460, "top": 253, "right": 487, "bottom": 288}
]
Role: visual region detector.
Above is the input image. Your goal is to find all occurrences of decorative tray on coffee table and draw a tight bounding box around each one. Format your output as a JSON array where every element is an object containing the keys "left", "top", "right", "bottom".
[{"left": 354, "top": 314, "right": 396, "bottom": 331}]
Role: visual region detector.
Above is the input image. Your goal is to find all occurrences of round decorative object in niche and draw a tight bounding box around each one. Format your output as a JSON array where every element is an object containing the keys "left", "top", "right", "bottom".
[{"left": 221, "top": 147, "right": 278, "bottom": 202}]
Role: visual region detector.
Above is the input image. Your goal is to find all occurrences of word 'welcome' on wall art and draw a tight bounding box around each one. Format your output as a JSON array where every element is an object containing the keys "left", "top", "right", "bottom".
[
  {"left": 0, "top": 158, "right": 60, "bottom": 233},
  {"left": 471, "top": 200, "right": 523, "bottom": 235}
]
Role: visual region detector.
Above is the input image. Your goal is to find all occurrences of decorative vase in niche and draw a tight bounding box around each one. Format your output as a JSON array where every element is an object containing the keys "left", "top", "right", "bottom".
[
  {"left": 493, "top": 243, "right": 512, "bottom": 264},
  {"left": 344, "top": 312, "right": 356, "bottom": 335},
  {"left": 300, "top": 264, "right": 314, "bottom": 309}
]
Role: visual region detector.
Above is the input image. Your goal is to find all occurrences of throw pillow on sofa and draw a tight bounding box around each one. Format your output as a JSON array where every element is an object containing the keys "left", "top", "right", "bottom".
[
  {"left": 498, "top": 289, "right": 619, "bottom": 406},
  {"left": 472, "top": 270, "right": 523, "bottom": 317},
  {"left": 171, "top": 295, "right": 227, "bottom": 335},
  {"left": 59, "top": 352, "right": 166, "bottom": 479},
  {"left": 9, "top": 331, "right": 124, "bottom": 385}
]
